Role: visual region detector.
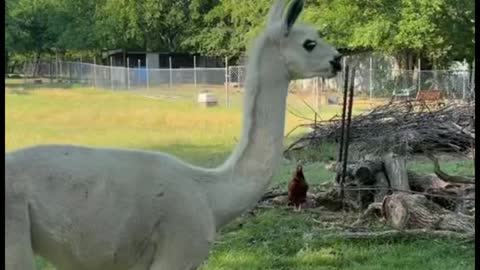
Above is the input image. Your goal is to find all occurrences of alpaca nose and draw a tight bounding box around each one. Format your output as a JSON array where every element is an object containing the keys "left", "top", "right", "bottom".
[{"left": 330, "top": 54, "right": 342, "bottom": 72}]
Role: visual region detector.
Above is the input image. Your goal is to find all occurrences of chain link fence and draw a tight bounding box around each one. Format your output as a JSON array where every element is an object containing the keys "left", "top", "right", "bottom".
[{"left": 19, "top": 59, "right": 475, "bottom": 110}]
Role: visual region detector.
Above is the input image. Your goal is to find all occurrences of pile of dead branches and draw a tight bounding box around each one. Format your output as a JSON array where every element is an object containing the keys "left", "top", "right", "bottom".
[{"left": 285, "top": 101, "right": 475, "bottom": 158}]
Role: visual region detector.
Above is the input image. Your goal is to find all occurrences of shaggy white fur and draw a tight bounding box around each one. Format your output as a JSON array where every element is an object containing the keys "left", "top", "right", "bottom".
[{"left": 4, "top": 1, "right": 341, "bottom": 269}]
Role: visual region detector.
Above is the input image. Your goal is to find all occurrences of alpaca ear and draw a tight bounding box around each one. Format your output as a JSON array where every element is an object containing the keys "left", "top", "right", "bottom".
[
  {"left": 267, "top": 0, "right": 287, "bottom": 26},
  {"left": 284, "top": 0, "right": 304, "bottom": 36}
]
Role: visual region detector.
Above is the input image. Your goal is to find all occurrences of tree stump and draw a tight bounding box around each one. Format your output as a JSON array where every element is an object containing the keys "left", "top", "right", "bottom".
[
  {"left": 373, "top": 171, "right": 390, "bottom": 202},
  {"left": 383, "top": 152, "right": 410, "bottom": 191},
  {"left": 318, "top": 154, "right": 475, "bottom": 215},
  {"left": 333, "top": 160, "right": 386, "bottom": 210},
  {"left": 382, "top": 193, "right": 474, "bottom": 232}
]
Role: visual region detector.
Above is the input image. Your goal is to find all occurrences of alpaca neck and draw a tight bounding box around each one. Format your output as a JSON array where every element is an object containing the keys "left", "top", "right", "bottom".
[
  {"left": 225, "top": 50, "right": 289, "bottom": 180},
  {"left": 207, "top": 38, "right": 290, "bottom": 228}
]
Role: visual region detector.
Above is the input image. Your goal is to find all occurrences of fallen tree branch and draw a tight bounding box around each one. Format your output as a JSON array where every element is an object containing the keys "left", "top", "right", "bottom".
[
  {"left": 351, "top": 202, "right": 383, "bottom": 227},
  {"left": 259, "top": 191, "right": 288, "bottom": 201},
  {"left": 284, "top": 101, "right": 475, "bottom": 158},
  {"left": 320, "top": 229, "right": 475, "bottom": 240},
  {"left": 426, "top": 153, "right": 475, "bottom": 184}
]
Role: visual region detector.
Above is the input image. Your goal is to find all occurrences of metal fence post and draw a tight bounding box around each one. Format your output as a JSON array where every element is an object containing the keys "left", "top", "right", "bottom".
[
  {"left": 225, "top": 57, "right": 229, "bottom": 107},
  {"left": 146, "top": 57, "right": 150, "bottom": 92},
  {"left": 23, "top": 61, "right": 27, "bottom": 86},
  {"left": 342, "top": 57, "right": 347, "bottom": 93},
  {"left": 472, "top": 60, "right": 475, "bottom": 95},
  {"left": 462, "top": 59, "right": 467, "bottom": 100},
  {"left": 93, "top": 57, "right": 97, "bottom": 88},
  {"left": 49, "top": 61, "right": 53, "bottom": 84},
  {"left": 110, "top": 56, "right": 113, "bottom": 90},
  {"left": 127, "top": 57, "right": 130, "bottom": 90},
  {"left": 80, "top": 56, "right": 82, "bottom": 83},
  {"left": 137, "top": 59, "right": 140, "bottom": 89},
  {"left": 238, "top": 66, "right": 242, "bottom": 88},
  {"left": 193, "top": 55, "right": 197, "bottom": 88},
  {"left": 59, "top": 56, "right": 63, "bottom": 79},
  {"left": 417, "top": 58, "right": 421, "bottom": 92},
  {"left": 169, "top": 56, "right": 173, "bottom": 88},
  {"left": 369, "top": 57, "right": 373, "bottom": 99},
  {"left": 55, "top": 51, "right": 59, "bottom": 82},
  {"left": 69, "top": 62, "right": 72, "bottom": 84},
  {"left": 79, "top": 58, "right": 82, "bottom": 84},
  {"left": 103, "top": 63, "right": 107, "bottom": 89}
]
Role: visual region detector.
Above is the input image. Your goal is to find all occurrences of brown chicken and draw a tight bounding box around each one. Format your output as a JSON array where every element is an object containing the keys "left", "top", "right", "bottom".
[{"left": 288, "top": 164, "right": 309, "bottom": 211}]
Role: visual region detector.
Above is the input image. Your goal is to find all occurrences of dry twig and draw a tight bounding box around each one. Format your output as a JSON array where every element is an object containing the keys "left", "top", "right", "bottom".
[{"left": 284, "top": 101, "right": 475, "bottom": 157}]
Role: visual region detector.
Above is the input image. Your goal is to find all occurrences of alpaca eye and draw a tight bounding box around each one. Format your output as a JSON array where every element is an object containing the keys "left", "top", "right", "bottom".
[{"left": 303, "top": 39, "right": 317, "bottom": 52}]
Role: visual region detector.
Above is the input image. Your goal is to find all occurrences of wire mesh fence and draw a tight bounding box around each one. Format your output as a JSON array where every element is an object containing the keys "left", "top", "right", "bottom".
[{"left": 20, "top": 59, "right": 475, "bottom": 110}]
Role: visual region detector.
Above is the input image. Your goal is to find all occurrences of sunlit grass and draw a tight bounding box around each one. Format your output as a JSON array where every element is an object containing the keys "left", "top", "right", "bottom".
[
  {"left": 5, "top": 87, "right": 473, "bottom": 270},
  {"left": 5, "top": 87, "right": 375, "bottom": 166},
  {"left": 200, "top": 209, "right": 473, "bottom": 270}
]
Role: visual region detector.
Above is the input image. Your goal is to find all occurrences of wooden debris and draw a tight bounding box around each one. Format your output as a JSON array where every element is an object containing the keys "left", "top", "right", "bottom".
[
  {"left": 382, "top": 193, "right": 474, "bottom": 232},
  {"left": 321, "top": 229, "right": 475, "bottom": 240},
  {"left": 284, "top": 102, "right": 475, "bottom": 158}
]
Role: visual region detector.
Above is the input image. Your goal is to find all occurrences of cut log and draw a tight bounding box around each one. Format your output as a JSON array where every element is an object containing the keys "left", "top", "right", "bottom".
[
  {"left": 382, "top": 193, "right": 474, "bottom": 232},
  {"left": 383, "top": 152, "right": 410, "bottom": 191},
  {"left": 317, "top": 155, "right": 474, "bottom": 214},
  {"left": 331, "top": 159, "right": 386, "bottom": 210},
  {"left": 335, "top": 160, "right": 384, "bottom": 185},
  {"left": 407, "top": 171, "right": 451, "bottom": 191},
  {"left": 408, "top": 171, "right": 475, "bottom": 213}
]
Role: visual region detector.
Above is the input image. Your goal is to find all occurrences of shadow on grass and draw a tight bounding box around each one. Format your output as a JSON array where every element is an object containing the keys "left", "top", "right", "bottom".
[
  {"left": 200, "top": 209, "right": 474, "bottom": 270},
  {"left": 35, "top": 208, "right": 474, "bottom": 270},
  {"left": 5, "top": 80, "right": 87, "bottom": 90}
]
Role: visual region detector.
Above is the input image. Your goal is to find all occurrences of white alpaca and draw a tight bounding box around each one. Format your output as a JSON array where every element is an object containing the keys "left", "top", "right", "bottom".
[{"left": 5, "top": 1, "right": 341, "bottom": 269}]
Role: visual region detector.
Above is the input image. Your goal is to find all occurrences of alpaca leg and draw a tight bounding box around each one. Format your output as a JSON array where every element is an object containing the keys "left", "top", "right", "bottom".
[
  {"left": 5, "top": 196, "right": 37, "bottom": 270},
  {"left": 149, "top": 203, "right": 216, "bottom": 270},
  {"left": 149, "top": 225, "right": 213, "bottom": 270}
]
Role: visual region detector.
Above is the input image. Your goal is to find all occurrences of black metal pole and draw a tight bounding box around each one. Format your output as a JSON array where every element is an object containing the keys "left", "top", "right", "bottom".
[
  {"left": 335, "top": 65, "right": 350, "bottom": 185},
  {"left": 340, "top": 68, "right": 356, "bottom": 194}
]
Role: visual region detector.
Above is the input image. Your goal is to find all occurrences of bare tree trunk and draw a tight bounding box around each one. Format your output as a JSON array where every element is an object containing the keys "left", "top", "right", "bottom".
[
  {"left": 5, "top": 49, "right": 8, "bottom": 74},
  {"left": 10, "top": 60, "right": 17, "bottom": 74},
  {"left": 33, "top": 51, "right": 42, "bottom": 78}
]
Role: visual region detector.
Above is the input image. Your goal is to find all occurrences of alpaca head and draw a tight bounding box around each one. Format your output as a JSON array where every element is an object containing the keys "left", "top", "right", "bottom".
[{"left": 264, "top": 0, "right": 342, "bottom": 79}]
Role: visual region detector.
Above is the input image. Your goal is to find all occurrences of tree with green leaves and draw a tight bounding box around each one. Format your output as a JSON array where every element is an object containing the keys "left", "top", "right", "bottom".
[
  {"left": 6, "top": 0, "right": 64, "bottom": 74},
  {"left": 5, "top": 0, "right": 475, "bottom": 69}
]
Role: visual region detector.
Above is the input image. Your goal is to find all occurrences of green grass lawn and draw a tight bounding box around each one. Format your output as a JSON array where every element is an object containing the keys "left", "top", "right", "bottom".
[{"left": 5, "top": 87, "right": 474, "bottom": 270}]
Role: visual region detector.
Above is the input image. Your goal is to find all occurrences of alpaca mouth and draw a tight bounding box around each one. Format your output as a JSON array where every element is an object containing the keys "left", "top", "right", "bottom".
[
  {"left": 322, "top": 69, "right": 340, "bottom": 79},
  {"left": 330, "top": 64, "right": 342, "bottom": 76},
  {"left": 330, "top": 62, "right": 342, "bottom": 73}
]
